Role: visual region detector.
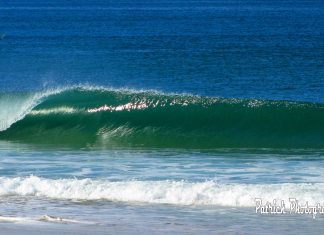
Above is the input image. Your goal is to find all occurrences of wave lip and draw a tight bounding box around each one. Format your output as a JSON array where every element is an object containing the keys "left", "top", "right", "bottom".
[
  {"left": 0, "top": 86, "right": 324, "bottom": 149},
  {"left": 0, "top": 87, "right": 69, "bottom": 132},
  {"left": 0, "top": 176, "right": 323, "bottom": 207}
]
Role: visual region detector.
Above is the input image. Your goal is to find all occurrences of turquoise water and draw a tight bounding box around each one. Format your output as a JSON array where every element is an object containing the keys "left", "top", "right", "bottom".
[
  {"left": 1, "top": 87, "right": 324, "bottom": 148},
  {"left": 1, "top": 0, "right": 324, "bottom": 234},
  {"left": 1, "top": 145, "right": 324, "bottom": 233}
]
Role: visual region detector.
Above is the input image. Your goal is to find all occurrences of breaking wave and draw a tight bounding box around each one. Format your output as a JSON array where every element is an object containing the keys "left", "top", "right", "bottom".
[
  {"left": 0, "top": 86, "right": 323, "bottom": 149},
  {"left": 0, "top": 176, "right": 323, "bottom": 207}
]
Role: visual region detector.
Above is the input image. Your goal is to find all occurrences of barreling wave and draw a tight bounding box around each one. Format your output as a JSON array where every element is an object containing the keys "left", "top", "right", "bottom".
[{"left": 0, "top": 86, "right": 323, "bottom": 149}]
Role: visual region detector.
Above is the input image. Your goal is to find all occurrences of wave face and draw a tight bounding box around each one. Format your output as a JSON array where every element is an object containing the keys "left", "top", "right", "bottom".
[
  {"left": 1, "top": 176, "right": 323, "bottom": 207},
  {"left": 0, "top": 87, "right": 324, "bottom": 149}
]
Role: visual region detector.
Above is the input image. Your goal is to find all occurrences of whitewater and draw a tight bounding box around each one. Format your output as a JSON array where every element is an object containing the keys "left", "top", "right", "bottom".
[{"left": 1, "top": 176, "right": 324, "bottom": 207}]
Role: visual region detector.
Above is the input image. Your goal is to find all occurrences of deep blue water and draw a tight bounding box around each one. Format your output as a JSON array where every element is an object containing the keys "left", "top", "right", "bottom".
[
  {"left": 1, "top": 0, "right": 323, "bottom": 102},
  {"left": 1, "top": 1, "right": 324, "bottom": 234}
]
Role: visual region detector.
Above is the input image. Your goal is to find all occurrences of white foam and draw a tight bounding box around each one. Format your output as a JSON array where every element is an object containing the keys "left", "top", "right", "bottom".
[
  {"left": 0, "top": 216, "right": 29, "bottom": 223},
  {"left": 39, "top": 215, "right": 97, "bottom": 224},
  {"left": 0, "top": 215, "right": 95, "bottom": 225},
  {"left": 0, "top": 176, "right": 323, "bottom": 207}
]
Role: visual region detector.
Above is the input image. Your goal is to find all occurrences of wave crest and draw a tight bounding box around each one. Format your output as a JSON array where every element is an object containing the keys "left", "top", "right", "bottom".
[{"left": 0, "top": 86, "right": 323, "bottom": 149}]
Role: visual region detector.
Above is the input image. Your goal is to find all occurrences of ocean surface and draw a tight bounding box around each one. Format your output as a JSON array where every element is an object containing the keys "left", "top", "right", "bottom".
[{"left": 0, "top": 0, "right": 324, "bottom": 234}]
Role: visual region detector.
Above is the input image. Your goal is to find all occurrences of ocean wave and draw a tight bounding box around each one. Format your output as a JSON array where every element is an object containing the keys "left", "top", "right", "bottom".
[
  {"left": 0, "top": 176, "right": 323, "bottom": 207},
  {"left": 0, "top": 86, "right": 323, "bottom": 149}
]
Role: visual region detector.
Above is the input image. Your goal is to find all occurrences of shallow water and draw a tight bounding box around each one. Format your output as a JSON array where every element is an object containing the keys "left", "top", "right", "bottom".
[{"left": 1, "top": 144, "right": 324, "bottom": 233}]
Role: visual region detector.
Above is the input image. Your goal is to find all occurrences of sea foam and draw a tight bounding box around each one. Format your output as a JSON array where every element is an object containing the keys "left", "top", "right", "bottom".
[{"left": 0, "top": 176, "right": 323, "bottom": 207}]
